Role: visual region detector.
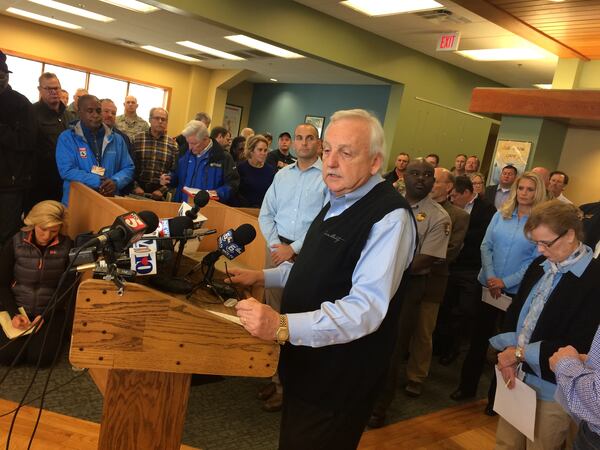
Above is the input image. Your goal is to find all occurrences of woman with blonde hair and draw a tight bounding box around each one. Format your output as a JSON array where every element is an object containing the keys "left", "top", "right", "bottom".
[
  {"left": 234, "top": 134, "right": 276, "bottom": 207},
  {"left": 451, "top": 172, "right": 547, "bottom": 412},
  {"left": 492, "top": 201, "right": 600, "bottom": 448},
  {"left": 468, "top": 172, "right": 486, "bottom": 196},
  {"left": 0, "top": 200, "right": 73, "bottom": 367}
]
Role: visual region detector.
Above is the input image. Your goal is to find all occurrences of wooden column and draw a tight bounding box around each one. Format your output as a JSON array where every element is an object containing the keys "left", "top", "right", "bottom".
[{"left": 98, "top": 369, "right": 191, "bottom": 450}]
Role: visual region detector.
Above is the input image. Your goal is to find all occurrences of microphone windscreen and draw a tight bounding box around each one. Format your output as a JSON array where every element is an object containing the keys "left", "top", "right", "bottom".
[
  {"left": 233, "top": 224, "right": 257, "bottom": 246},
  {"left": 194, "top": 190, "right": 211, "bottom": 208},
  {"left": 169, "top": 216, "right": 194, "bottom": 237},
  {"left": 138, "top": 210, "right": 159, "bottom": 233}
]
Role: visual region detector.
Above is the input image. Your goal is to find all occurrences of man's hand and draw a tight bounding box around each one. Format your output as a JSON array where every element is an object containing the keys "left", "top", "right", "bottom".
[
  {"left": 132, "top": 186, "right": 145, "bottom": 196},
  {"left": 550, "top": 345, "right": 581, "bottom": 372},
  {"left": 235, "top": 298, "right": 279, "bottom": 341},
  {"left": 11, "top": 314, "right": 30, "bottom": 330},
  {"left": 150, "top": 190, "right": 164, "bottom": 201},
  {"left": 159, "top": 173, "right": 171, "bottom": 186},
  {"left": 498, "top": 346, "right": 519, "bottom": 369},
  {"left": 225, "top": 267, "right": 264, "bottom": 287},
  {"left": 271, "top": 243, "right": 295, "bottom": 266},
  {"left": 99, "top": 178, "right": 116, "bottom": 196},
  {"left": 499, "top": 364, "right": 517, "bottom": 390}
]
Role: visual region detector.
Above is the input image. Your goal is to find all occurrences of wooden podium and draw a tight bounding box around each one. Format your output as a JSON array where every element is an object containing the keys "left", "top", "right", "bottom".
[{"left": 66, "top": 183, "right": 278, "bottom": 450}]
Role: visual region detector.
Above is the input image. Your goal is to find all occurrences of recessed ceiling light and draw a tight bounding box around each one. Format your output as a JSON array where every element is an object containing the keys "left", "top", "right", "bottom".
[
  {"left": 141, "top": 45, "right": 202, "bottom": 62},
  {"left": 28, "top": 0, "right": 114, "bottom": 22},
  {"left": 456, "top": 48, "right": 549, "bottom": 61},
  {"left": 6, "top": 7, "right": 82, "bottom": 29},
  {"left": 340, "top": 0, "right": 444, "bottom": 16},
  {"left": 98, "top": 0, "right": 158, "bottom": 13},
  {"left": 270, "top": 78, "right": 278, "bottom": 82},
  {"left": 176, "top": 41, "right": 245, "bottom": 61},
  {"left": 534, "top": 84, "right": 553, "bottom": 89},
  {"left": 225, "top": 35, "right": 304, "bottom": 59}
]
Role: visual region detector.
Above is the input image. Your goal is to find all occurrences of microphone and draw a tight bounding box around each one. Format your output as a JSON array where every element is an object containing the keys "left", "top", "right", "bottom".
[
  {"left": 81, "top": 210, "right": 159, "bottom": 253},
  {"left": 185, "top": 190, "right": 210, "bottom": 220},
  {"left": 158, "top": 216, "right": 194, "bottom": 238}
]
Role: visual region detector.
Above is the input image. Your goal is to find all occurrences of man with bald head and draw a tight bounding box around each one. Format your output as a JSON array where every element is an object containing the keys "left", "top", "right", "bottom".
[
  {"left": 370, "top": 158, "right": 451, "bottom": 427},
  {"left": 116, "top": 95, "right": 149, "bottom": 141},
  {"left": 227, "top": 109, "right": 417, "bottom": 447},
  {"left": 56, "top": 95, "right": 134, "bottom": 205}
]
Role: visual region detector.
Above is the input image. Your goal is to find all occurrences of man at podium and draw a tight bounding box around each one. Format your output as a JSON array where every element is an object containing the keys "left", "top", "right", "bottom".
[{"left": 230, "top": 109, "right": 417, "bottom": 449}]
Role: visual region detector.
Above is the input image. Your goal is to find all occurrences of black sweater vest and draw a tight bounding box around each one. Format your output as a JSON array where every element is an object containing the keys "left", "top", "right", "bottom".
[{"left": 280, "top": 181, "right": 412, "bottom": 409}]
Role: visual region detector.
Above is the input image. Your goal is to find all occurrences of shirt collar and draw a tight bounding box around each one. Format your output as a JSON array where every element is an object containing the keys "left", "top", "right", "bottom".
[
  {"left": 328, "top": 174, "right": 383, "bottom": 211},
  {"left": 289, "top": 157, "right": 322, "bottom": 172},
  {"left": 540, "top": 244, "right": 593, "bottom": 278},
  {"left": 497, "top": 185, "right": 511, "bottom": 192}
]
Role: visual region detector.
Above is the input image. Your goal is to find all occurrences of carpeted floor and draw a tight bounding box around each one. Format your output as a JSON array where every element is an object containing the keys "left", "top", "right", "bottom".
[{"left": 0, "top": 349, "right": 493, "bottom": 450}]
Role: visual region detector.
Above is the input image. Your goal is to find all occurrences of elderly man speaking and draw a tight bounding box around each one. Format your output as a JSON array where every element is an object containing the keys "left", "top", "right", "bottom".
[{"left": 228, "top": 109, "right": 417, "bottom": 450}]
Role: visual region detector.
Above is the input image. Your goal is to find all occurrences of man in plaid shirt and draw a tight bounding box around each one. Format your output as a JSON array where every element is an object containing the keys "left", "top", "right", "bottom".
[{"left": 132, "top": 107, "right": 178, "bottom": 200}]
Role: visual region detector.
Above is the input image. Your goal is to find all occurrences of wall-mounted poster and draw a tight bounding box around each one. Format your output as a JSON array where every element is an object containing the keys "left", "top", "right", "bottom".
[
  {"left": 224, "top": 104, "right": 243, "bottom": 137},
  {"left": 489, "top": 139, "right": 532, "bottom": 185},
  {"left": 305, "top": 115, "right": 325, "bottom": 138}
]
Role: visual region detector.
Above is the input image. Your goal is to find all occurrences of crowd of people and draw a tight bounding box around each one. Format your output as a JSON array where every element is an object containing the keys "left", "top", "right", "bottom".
[{"left": 2, "top": 48, "right": 600, "bottom": 449}]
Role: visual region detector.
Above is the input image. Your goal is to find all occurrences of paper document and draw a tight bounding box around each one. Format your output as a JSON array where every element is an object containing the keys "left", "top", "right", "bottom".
[
  {"left": 0, "top": 307, "right": 34, "bottom": 339},
  {"left": 205, "top": 309, "right": 243, "bottom": 326},
  {"left": 482, "top": 287, "right": 512, "bottom": 311},
  {"left": 493, "top": 366, "right": 537, "bottom": 441}
]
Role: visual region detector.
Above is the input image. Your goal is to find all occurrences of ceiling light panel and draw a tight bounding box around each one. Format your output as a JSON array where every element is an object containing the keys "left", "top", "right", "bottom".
[
  {"left": 456, "top": 48, "right": 550, "bottom": 61},
  {"left": 6, "top": 7, "right": 82, "bottom": 29},
  {"left": 225, "top": 35, "right": 304, "bottom": 59},
  {"left": 98, "top": 0, "right": 158, "bottom": 13},
  {"left": 340, "top": 0, "right": 444, "bottom": 16},
  {"left": 176, "top": 41, "right": 245, "bottom": 60},
  {"left": 141, "top": 45, "right": 202, "bottom": 62},
  {"left": 28, "top": 0, "right": 114, "bottom": 22}
]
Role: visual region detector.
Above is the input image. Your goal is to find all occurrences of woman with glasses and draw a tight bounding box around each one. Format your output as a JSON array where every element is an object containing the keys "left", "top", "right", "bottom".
[
  {"left": 450, "top": 172, "right": 546, "bottom": 411},
  {"left": 492, "top": 201, "right": 600, "bottom": 449},
  {"left": 468, "top": 172, "right": 486, "bottom": 196}
]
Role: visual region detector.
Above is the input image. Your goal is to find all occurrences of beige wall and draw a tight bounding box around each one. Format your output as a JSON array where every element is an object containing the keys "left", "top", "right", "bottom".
[
  {"left": 0, "top": 15, "right": 213, "bottom": 133},
  {"left": 558, "top": 127, "right": 600, "bottom": 206},
  {"left": 226, "top": 81, "right": 254, "bottom": 131}
]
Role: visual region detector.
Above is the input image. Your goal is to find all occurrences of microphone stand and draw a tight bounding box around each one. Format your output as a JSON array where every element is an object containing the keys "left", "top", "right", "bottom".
[
  {"left": 185, "top": 253, "right": 237, "bottom": 300},
  {"left": 171, "top": 237, "right": 187, "bottom": 277}
]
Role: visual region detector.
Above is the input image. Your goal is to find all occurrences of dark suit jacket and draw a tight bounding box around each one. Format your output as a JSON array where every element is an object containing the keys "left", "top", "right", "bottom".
[
  {"left": 580, "top": 201, "right": 600, "bottom": 249},
  {"left": 450, "top": 196, "right": 496, "bottom": 271},
  {"left": 484, "top": 184, "right": 498, "bottom": 206},
  {"left": 502, "top": 255, "right": 600, "bottom": 383}
]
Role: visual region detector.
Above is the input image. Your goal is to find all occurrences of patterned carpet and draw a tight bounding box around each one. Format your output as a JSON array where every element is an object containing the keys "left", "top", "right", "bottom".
[{"left": 0, "top": 348, "right": 493, "bottom": 450}]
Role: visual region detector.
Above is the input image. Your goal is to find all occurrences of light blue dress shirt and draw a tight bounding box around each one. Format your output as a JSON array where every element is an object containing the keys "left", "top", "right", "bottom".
[
  {"left": 490, "top": 248, "right": 593, "bottom": 401},
  {"left": 258, "top": 158, "right": 327, "bottom": 254},
  {"left": 478, "top": 210, "right": 539, "bottom": 294},
  {"left": 264, "top": 175, "right": 417, "bottom": 348}
]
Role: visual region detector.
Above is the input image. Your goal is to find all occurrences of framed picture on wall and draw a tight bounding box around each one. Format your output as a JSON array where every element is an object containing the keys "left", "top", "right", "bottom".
[
  {"left": 224, "top": 104, "right": 243, "bottom": 137},
  {"left": 305, "top": 115, "right": 326, "bottom": 138},
  {"left": 489, "top": 139, "right": 532, "bottom": 185}
]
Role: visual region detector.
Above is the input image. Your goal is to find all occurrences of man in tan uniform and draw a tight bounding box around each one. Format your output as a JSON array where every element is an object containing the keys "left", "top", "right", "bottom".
[
  {"left": 404, "top": 168, "right": 469, "bottom": 395},
  {"left": 369, "top": 158, "right": 451, "bottom": 428}
]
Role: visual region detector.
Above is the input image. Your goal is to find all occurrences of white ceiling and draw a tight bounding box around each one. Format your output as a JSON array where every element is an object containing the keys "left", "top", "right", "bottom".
[
  {"left": 0, "top": 0, "right": 386, "bottom": 85},
  {"left": 1, "top": 0, "right": 559, "bottom": 87},
  {"left": 294, "top": 0, "right": 559, "bottom": 87}
]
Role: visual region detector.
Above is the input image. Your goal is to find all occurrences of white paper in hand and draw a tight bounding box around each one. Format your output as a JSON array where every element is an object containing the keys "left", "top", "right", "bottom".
[
  {"left": 482, "top": 287, "right": 512, "bottom": 311},
  {"left": 494, "top": 366, "right": 537, "bottom": 441}
]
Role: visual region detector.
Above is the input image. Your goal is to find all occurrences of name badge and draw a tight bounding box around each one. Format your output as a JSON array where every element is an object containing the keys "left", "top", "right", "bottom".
[{"left": 91, "top": 165, "right": 106, "bottom": 176}]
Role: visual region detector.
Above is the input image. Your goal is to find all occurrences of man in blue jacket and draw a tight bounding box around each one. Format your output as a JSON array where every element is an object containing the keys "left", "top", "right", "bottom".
[
  {"left": 56, "top": 95, "right": 134, "bottom": 205},
  {"left": 160, "top": 120, "right": 239, "bottom": 204}
]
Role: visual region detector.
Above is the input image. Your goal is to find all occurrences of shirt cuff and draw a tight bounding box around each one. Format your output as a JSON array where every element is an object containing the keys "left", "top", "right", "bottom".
[
  {"left": 490, "top": 331, "right": 517, "bottom": 351},
  {"left": 264, "top": 268, "right": 282, "bottom": 289},
  {"left": 555, "top": 356, "right": 587, "bottom": 377},
  {"left": 287, "top": 312, "right": 314, "bottom": 346},
  {"left": 524, "top": 341, "right": 542, "bottom": 376},
  {"left": 290, "top": 240, "right": 301, "bottom": 255}
]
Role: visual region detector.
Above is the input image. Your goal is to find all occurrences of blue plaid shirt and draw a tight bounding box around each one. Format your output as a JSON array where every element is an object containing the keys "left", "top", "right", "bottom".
[{"left": 555, "top": 326, "right": 600, "bottom": 434}]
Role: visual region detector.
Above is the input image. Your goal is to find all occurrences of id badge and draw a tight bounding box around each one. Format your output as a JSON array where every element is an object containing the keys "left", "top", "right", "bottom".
[{"left": 91, "top": 165, "right": 106, "bottom": 176}]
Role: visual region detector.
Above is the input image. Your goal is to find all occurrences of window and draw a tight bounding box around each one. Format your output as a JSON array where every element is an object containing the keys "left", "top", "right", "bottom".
[
  {"left": 3, "top": 54, "right": 169, "bottom": 114},
  {"left": 5, "top": 55, "right": 42, "bottom": 103},
  {"left": 88, "top": 74, "right": 128, "bottom": 113}
]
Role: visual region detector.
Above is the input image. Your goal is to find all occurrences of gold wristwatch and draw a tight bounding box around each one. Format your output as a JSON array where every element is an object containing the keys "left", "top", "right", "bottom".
[
  {"left": 515, "top": 346, "right": 524, "bottom": 363},
  {"left": 275, "top": 314, "right": 289, "bottom": 345}
]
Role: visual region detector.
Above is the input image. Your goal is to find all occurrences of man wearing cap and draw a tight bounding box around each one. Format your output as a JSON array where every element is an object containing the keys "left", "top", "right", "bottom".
[
  {"left": 266, "top": 132, "right": 296, "bottom": 171},
  {"left": 0, "top": 51, "right": 36, "bottom": 245}
]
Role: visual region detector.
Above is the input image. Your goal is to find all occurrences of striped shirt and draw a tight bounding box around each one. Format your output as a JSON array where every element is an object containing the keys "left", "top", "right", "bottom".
[
  {"left": 555, "top": 326, "right": 600, "bottom": 434},
  {"left": 132, "top": 130, "right": 178, "bottom": 192}
]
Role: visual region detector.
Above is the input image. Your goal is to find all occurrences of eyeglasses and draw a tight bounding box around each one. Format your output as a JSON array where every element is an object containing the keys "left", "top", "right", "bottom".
[
  {"left": 530, "top": 230, "right": 567, "bottom": 248},
  {"left": 40, "top": 86, "right": 60, "bottom": 92}
]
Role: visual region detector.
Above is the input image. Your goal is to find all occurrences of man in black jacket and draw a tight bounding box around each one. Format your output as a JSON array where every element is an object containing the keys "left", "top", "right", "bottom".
[
  {"left": 28, "top": 72, "right": 68, "bottom": 210},
  {"left": 0, "top": 51, "right": 36, "bottom": 244},
  {"left": 485, "top": 165, "right": 517, "bottom": 209}
]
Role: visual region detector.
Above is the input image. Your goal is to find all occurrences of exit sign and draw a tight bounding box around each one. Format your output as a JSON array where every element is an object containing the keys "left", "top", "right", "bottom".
[{"left": 437, "top": 32, "right": 461, "bottom": 52}]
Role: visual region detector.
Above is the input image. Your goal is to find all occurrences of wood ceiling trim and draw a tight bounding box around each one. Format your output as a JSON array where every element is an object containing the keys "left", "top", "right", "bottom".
[{"left": 452, "top": 0, "right": 590, "bottom": 60}]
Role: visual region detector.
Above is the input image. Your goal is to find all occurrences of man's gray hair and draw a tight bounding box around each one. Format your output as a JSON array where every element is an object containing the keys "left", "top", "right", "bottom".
[
  {"left": 149, "top": 107, "right": 168, "bottom": 121},
  {"left": 182, "top": 120, "right": 209, "bottom": 140},
  {"left": 194, "top": 112, "right": 211, "bottom": 126},
  {"left": 326, "top": 109, "right": 387, "bottom": 160}
]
